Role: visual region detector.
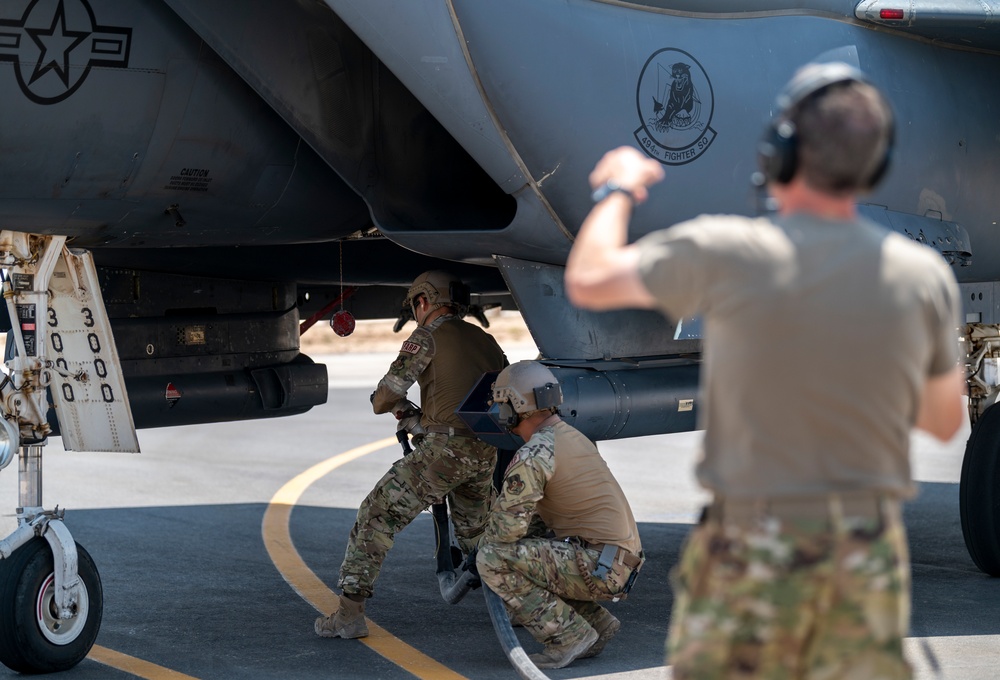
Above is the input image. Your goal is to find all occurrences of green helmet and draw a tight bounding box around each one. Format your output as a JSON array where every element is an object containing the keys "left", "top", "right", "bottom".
[
  {"left": 491, "top": 361, "right": 563, "bottom": 427},
  {"left": 403, "top": 270, "right": 470, "bottom": 315}
]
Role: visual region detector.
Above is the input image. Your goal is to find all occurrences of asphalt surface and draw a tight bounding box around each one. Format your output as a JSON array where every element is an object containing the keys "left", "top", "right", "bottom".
[{"left": 0, "top": 349, "right": 997, "bottom": 679}]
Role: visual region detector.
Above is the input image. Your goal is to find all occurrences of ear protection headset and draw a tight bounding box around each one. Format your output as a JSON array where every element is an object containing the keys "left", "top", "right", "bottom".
[
  {"left": 495, "top": 401, "right": 518, "bottom": 430},
  {"left": 490, "top": 382, "right": 563, "bottom": 432},
  {"left": 757, "top": 62, "right": 893, "bottom": 189}
]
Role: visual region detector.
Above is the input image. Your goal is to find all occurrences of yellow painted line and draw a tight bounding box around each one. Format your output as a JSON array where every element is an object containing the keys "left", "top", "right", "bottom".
[
  {"left": 263, "top": 437, "right": 469, "bottom": 680},
  {"left": 88, "top": 645, "right": 200, "bottom": 679}
]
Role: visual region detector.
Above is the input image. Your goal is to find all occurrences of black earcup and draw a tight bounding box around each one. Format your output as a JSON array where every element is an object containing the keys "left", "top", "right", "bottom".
[
  {"left": 758, "top": 119, "right": 798, "bottom": 186},
  {"left": 498, "top": 402, "right": 518, "bottom": 429}
]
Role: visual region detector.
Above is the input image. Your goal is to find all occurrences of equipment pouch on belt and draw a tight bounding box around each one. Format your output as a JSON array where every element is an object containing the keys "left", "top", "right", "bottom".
[
  {"left": 620, "top": 564, "right": 640, "bottom": 597},
  {"left": 591, "top": 543, "right": 618, "bottom": 581},
  {"left": 588, "top": 543, "right": 643, "bottom": 602}
]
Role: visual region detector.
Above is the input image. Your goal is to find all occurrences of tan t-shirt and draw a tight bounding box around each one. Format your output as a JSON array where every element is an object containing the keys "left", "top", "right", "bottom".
[
  {"left": 636, "top": 213, "right": 961, "bottom": 499},
  {"left": 372, "top": 315, "right": 508, "bottom": 430},
  {"left": 486, "top": 420, "right": 642, "bottom": 556}
]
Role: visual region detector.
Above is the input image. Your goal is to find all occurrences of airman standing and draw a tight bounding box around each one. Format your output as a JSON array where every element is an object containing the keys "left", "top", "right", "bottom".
[
  {"left": 565, "top": 63, "right": 965, "bottom": 678},
  {"left": 316, "top": 270, "right": 508, "bottom": 639}
]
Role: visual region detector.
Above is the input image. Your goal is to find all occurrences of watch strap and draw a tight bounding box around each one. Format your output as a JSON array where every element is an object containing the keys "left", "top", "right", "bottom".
[{"left": 591, "top": 180, "right": 636, "bottom": 205}]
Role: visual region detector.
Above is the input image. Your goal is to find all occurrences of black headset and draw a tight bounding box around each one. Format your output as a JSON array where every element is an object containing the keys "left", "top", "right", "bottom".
[{"left": 757, "top": 62, "right": 893, "bottom": 189}]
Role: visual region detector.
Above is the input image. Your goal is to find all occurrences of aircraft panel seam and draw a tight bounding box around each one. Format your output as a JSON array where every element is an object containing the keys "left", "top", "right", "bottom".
[{"left": 445, "top": 0, "right": 576, "bottom": 244}]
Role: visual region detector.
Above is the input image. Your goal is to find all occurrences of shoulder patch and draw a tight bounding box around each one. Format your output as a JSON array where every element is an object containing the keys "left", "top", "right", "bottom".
[
  {"left": 505, "top": 474, "right": 525, "bottom": 496},
  {"left": 400, "top": 341, "right": 421, "bottom": 354}
]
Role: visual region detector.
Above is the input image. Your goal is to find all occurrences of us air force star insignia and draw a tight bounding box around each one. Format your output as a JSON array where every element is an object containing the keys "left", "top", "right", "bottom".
[
  {"left": 634, "top": 48, "right": 717, "bottom": 166},
  {"left": 505, "top": 474, "right": 525, "bottom": 496},
  {"left": 0, "top": 0, "right": 132, "bottom": 105}
]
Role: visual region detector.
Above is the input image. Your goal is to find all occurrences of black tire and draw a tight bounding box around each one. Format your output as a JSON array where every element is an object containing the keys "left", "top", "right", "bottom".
[
  {"left": 0, "top": 537, "right": 103, "bottom": 673},
  {"left": 960, "top": 403, "right": 1000, "bottom": 575}
]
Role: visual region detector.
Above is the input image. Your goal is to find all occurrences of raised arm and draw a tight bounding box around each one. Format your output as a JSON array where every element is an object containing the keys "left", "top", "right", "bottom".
[{"left": 564, "top": 147, "right": 665, "bottom": 311}]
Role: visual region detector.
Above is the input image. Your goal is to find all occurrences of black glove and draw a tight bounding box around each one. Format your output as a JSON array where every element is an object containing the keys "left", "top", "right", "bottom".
[{"left": 393, "top": 306, "right": 414, "bottom": 333}]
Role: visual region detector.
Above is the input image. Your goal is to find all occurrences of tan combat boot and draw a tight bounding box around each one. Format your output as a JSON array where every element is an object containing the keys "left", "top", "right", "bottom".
[
  {"left": 314, "top": 593, "right": 369, "bottom": 639},
  {"left": 579, "top": 609, "right": 620, "bottom": 659},
  {"left": 528, "top": 627, "right": 598, "bottom": 669}
]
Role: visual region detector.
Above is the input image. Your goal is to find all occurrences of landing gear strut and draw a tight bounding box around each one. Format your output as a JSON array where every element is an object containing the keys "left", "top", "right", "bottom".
[{"left": 0, "top": 232, "right": 138, "bottom": 672}]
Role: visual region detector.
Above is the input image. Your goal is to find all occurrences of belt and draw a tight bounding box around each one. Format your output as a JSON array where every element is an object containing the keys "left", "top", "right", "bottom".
[
  {"left": 705, "top": 491, "right": 896, "bottom": 528},
  {"left": 424, "top": 424, "right": 476, "bottom": 438},
  {"left": 577, "top": 539, "right": 643, "bottom": 570}
]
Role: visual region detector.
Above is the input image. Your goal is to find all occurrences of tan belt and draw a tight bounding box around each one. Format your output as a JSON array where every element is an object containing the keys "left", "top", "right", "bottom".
[
  {"left": 578, "top": 540, "right": 643, "bottom": 570},
  {"left": 424, "top": 424, "right": 476, "bottom": 438},
  {"left": 705, "top": 491, "right": 895, "bottom": 528}
]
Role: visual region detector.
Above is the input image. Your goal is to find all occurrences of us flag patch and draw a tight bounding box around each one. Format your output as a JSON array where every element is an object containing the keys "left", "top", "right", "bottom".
[{"left": 400, "top": 341, "right": 421, "bottom": 354}]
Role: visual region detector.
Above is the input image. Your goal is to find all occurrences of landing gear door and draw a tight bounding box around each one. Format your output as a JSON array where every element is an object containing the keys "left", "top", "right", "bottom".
[{"left": 47, "top": 249, "right": 138, "bottom": 453}]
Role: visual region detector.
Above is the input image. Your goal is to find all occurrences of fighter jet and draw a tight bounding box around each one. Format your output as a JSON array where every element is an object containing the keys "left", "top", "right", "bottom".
[{"left": 0, "top": 0, "right": 997, "bottom": 672}]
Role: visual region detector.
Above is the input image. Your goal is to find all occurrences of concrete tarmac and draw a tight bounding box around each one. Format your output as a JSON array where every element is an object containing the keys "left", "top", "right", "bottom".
[{"left": 0, "top": 349, "right": 997, "bottom": 679}]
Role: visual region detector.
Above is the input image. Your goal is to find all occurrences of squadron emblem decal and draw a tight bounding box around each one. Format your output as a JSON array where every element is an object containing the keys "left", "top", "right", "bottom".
[
  {"left": 0, "top": 0, "right": 132, "bottom": 105},
  {"left": 634, "top": 48, "right": 716, "bottom": 165}
]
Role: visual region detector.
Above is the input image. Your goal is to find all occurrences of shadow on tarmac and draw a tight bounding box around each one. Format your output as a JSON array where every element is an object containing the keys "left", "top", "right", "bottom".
[
  {"left": 905, "top": 481, "right": 999, "bottom": 638},
  {"left": 2, "top": 479, "right": 997, "bottom": 679},
  {"left": 9, "top": 504, "right": 683, "bottom": 679}
]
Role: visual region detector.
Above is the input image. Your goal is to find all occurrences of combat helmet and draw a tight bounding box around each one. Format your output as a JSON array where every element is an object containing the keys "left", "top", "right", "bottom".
[
  {"left": 403, "top": 270, "right": 470, "bottom": 316},
  {"left": 491, "top": 361, "right": 563, "bottom": 428}
]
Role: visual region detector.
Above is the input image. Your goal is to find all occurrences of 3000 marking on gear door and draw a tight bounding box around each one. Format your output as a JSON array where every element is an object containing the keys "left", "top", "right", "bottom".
[{"left": 45, "top": 250, "right": 138, "bottom": 453}]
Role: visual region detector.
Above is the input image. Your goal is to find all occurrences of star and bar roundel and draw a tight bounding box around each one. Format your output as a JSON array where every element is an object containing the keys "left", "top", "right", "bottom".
[{"left": 0, "top": 0, "right": 131, "bottom": 105}]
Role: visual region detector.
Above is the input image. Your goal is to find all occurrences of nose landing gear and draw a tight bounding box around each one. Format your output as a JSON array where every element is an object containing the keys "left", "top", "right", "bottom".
[{"left": 0, "top": 232, "right": 138, "bottom": 672}]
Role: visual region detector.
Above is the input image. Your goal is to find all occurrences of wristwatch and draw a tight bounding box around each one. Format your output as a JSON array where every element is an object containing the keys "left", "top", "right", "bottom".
[{"left": 591, "top": 180, "right": 636, "bottom": 205}]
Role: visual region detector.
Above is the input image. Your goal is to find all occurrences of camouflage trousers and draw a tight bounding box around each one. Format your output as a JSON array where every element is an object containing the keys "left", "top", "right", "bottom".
[
  {"left": 667, "top": 496, "right": 912, "bottom": 680},
  {"left": 478, "top": 537, "right": 631, "bottom": 647},
  {"left": 338, "top": 432, "right": 497, "bottom": 598}
]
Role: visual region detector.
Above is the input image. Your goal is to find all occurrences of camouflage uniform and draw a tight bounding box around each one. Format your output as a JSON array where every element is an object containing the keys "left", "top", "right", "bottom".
[
  {"left": 667, "top": 499, "right": 911, "bottom": 679},
  {"left": 478, "top": 419, "right": 642, "bottom": 650},
  {"left": 338, "top": 313, "right": 506, "bottom": 598}
]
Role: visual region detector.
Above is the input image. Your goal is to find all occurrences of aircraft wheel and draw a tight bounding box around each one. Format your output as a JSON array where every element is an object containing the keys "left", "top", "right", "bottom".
[
  {"left": 0, "top": 537, "right": 103, "bottom": 673},
  {"left": 960, "top": 403, "right": 1000, "bottom": 576}
]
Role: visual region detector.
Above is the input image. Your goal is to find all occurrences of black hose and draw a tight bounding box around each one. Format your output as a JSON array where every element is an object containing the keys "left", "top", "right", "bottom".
[
  {"left": 432, "top": 503, "right": 454, "bottom": 574},
  {"left": 483, "top": 585, "right": 550, "bottom": 680},
  {"left": 438, "top": 568, "right": 478, "bottom": 605},
  {"left": 433, "top": 502, "right": 477, "bottom": 604}
]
